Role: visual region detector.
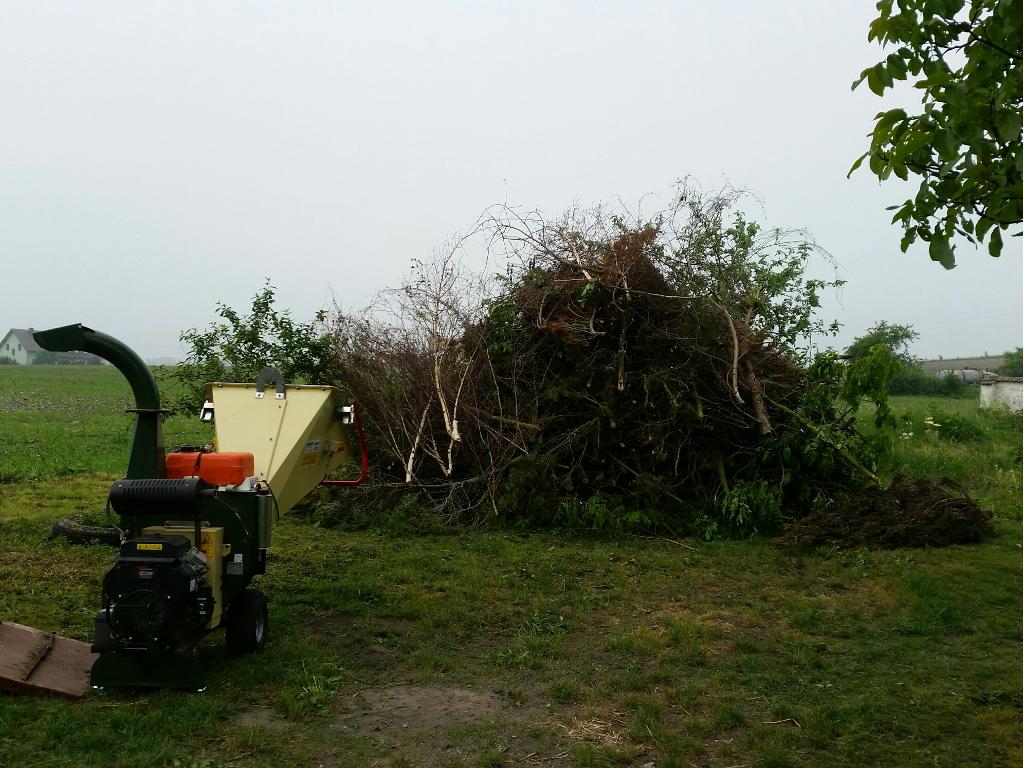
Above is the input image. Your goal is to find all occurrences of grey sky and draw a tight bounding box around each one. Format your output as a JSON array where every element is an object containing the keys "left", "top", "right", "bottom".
[{"left": 1, "top": 1, "right": 1020, "bottom": 360}]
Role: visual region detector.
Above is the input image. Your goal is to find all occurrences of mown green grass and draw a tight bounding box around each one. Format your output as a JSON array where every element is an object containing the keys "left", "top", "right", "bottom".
[{"left": 0, "top": 367, "right": 1020, "bottom": 767}]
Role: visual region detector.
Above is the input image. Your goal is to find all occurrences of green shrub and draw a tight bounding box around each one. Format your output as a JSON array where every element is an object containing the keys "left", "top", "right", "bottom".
[
  {"left": 553, "top": 492, "right": 654, "bottom": 532},
  {"left": 716, "top": 480, "right": 783, "bottom": 537},
  {"left": 998, "top": 347, "right": 1023, "bottom": 377},
  {"left": 896, "top": 409, "right": 989, "bottom": 444},
  {"left": 931, "top": 412, "right": 987, "bottom": 444},
  {"left": 171, "top": 280, "right": 337, "bottom": 410},
  {"left": 888, "top": 366, "right": 965, "bottom": 397}
]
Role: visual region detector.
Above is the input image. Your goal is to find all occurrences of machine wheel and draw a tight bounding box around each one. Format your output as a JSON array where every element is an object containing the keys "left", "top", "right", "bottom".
[{"left": 225, "top": 589, "right": 268, "bottom": 653}]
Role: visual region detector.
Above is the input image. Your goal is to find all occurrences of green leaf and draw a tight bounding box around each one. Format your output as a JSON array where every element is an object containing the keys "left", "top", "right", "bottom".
[
  {"left": 851, "top": 69, "right": 870, "bottom": 91},
  {"left": 867, "top": 17, "right": 889, "bottom": 42},
  {"left": 885, "top": 53, "right": 907, "bottom": 79},
  {"left": 847, "top": 151, "right": 870, "bottom": 178},
  {"left": 933, "top": 129, "right": 959, "bottom": 161},
  {"left": 988, "top": 227, "right": 1003, "bottom": 257},
  {"left": 934, "top": 177, "right": 960, "bottom": 200},
  {"left": 928, "top": 236, "right": 956, "bottom": 269},
  {"left": 873, "top": 108, "right": 907, "bottom": 140},
  {"left": 890, "top": 202, "right": 913, "bottom": 223},
  {"left": 900, "top": 230, "right": 917, "bottom": 252},
  {"left": 893, "top": 127, "right": 933, "bottom": 161},
  {"left": 996, "top": 111, "right": 1020, "bottom": 143},
  {"left": 867, "top": 65, "right": 885, "bottom": 96}
]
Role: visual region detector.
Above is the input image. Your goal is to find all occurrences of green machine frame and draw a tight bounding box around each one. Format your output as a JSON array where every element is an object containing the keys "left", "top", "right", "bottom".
[{"left": 33, "top": 324, "right": 361, "bottom": 690}]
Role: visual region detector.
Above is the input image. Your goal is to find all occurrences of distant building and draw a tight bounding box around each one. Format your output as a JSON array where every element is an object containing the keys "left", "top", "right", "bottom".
[
  {"left": 935, "top": 368, "right": 985, "bottom": 384},
  {"left": 0, "top": 328, "right": 104, "bottom": 365},
  {"left": 920, "top": 355, "right": 1005, "bottom": 374},
  {"left": 980, "top": 377, "right": 1023, "bottom": 412}
]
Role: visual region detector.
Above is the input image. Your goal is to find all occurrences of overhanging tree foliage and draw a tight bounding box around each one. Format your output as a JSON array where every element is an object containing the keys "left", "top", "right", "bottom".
[{"left": 850, "top": 0, "right": 1022, "bottom": 267}]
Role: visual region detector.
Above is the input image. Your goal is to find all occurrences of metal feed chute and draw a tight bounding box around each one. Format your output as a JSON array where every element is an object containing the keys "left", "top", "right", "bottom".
[{"left": 206, "top": 368, "right": 360, "bottom": 517}]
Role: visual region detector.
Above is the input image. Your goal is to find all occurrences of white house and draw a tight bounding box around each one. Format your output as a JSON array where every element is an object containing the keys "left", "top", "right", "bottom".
[{"left": 0, "top": 328, "right": 41, "bottom": 364}]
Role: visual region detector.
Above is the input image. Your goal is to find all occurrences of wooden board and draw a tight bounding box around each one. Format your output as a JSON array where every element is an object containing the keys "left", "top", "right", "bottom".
[{"left": 0, "top": 621, "right": 98, "bottom": 699}]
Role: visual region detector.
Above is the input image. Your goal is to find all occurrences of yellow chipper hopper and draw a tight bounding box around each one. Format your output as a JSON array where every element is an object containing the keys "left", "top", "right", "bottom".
[{"left": 206, "top": 368, "right": 368, "bottom": 518}]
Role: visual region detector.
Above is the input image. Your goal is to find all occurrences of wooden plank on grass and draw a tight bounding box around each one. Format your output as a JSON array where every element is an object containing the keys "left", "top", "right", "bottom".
[{"left": 0, "top": 620, "right": 97, "bottom": 698}]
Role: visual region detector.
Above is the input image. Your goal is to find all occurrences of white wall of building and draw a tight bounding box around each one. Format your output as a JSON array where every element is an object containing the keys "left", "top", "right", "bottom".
[
  {"left": 0, "top": 332, "right": 32, "bottom": 364},
  {"left": 980, "top": 380, "right": 1023, "bottom": 412}
]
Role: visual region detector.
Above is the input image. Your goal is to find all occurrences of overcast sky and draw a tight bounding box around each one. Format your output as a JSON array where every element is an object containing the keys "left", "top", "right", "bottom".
[{"left": 0, "top": 1, "right": 1020, "bottom": 361}]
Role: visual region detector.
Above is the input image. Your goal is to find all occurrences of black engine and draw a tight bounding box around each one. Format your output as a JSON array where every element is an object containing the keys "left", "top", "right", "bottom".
[{"left": 95, "top": 534, "right": 214, "bottom": 653}]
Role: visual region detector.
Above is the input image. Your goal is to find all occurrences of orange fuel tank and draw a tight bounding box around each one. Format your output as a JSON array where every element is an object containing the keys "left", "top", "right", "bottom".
[{"left": 165, "top": 451, "right": 255, "bottom": 486}]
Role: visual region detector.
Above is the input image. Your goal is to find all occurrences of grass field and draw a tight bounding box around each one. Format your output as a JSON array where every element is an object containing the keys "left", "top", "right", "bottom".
[{"left": 0, "top": 366, "right": 1020, "bottom": 768}]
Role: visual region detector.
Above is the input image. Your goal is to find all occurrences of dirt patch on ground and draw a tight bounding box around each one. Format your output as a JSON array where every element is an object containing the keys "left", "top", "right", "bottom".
[
  {"left": 303, "top": 612, "right": 403, "bottom": 667},
  {"left": 304, "top": 610, "right": 357, "bottom": 635},
  {"left": 777, "top": 476, "right": 995, "bottom": 549},
  {"left": 236, "top": 705, "right": 289, "bottom": 732},
  {"left": 335, "top": 685, "right": 509, "bottom": 736},
  {"left": 333, "top": 684, "right": 556, "bottom": 765}
]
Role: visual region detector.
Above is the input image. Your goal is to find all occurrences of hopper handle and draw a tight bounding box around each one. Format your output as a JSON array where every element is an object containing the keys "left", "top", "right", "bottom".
[
  {"left": 255, "top": 367, "right": 286, "bottom": 399},
  {"left": 320, "top": 403, "right": 369, "bottom": 487}
]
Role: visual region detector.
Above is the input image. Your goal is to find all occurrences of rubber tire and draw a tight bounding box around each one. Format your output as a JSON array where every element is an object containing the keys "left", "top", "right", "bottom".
[
  {"left": 49, "top": 517, "right": 120, "bottom": 546},
  {"left": 225, "top": 588, "right": 268, "bottom": 654}
]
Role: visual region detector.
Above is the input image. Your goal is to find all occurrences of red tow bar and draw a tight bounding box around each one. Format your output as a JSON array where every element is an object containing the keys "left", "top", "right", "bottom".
[{"left": 320, "top": 402, "right": 368, "bottom": 487}]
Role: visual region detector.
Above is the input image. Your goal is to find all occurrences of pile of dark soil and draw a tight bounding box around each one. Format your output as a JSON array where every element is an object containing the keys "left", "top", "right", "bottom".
[{"left": 777, "top": 477, "right": 995, "bottom": 549}]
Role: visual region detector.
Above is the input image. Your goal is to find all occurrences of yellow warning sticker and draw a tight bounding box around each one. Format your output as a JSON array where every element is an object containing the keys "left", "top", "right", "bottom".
[
  {"left": 302, "top": 439, "right": 321, "bottom": 466},
  {"left": 137, "top": 543, "right": 163, "bottom": 551}
]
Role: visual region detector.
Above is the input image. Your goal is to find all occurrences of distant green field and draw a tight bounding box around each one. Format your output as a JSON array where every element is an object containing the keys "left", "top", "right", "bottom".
[
  {"left": 0, "top": 365, "right": 211, "bottom": 480},
  {"left": 0, "top": 366, "right": 1020, "bottom": 768}
]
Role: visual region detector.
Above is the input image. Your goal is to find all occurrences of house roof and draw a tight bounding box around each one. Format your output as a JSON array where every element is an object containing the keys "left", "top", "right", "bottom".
[{"left": 2, "top": 328, "right": 43, "bottom": 353}]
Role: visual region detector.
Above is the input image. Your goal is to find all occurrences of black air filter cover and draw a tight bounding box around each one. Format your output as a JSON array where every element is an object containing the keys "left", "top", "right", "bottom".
[{"left": 108, "top": 477, "right": 211, "bottom": 518}]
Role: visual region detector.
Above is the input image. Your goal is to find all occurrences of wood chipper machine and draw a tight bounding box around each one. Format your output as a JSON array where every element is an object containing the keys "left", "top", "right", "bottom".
[{"left": 29, "top": 323, "right": 367, "bottom": 691}]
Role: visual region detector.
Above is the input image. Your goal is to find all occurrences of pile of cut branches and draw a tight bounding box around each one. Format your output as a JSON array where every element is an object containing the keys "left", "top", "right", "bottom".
[{"left": 330, "top": 185, "right": 899, "bottom": 536}]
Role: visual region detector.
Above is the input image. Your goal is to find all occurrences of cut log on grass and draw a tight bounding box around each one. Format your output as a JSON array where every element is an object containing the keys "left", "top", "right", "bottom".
[{"left": 49, "top": 516, "right": 120, "bottom": 546}]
